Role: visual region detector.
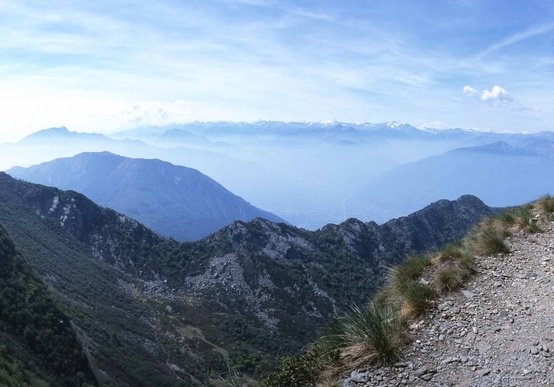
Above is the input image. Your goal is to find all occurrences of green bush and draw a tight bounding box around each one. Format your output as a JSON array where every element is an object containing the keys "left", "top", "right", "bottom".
[{"left": 259, "top": 345, "right": 329, "bottom": 387}]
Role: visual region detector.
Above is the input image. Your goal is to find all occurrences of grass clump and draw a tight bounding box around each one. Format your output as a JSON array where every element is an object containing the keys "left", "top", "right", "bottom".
[
  {"left": 401, "top": 282, "right": 437, "bottom": 315},
  {"left": 513, "top": 205, "right": 541, "bottom": 233},
  {"left": 458, "top": 252, "right": 476, "bottom": 273},
  {"left": 435, "top": 241, "right": 464, "bottom": 262},
  {"left": 436, "top": 266, "right": 465, "bottom": 292},
  {"left": 500, "top": 205, "right": 541, "bottom": 233},
  {"left": 536, "top": 195, "right": 554, "bottom": 219},
  {"left": 319, "top": 303, "right": 405, "bottom": 369},
  {"left": 392, "top": 255, "right": 431, "bottom": 291},
  {"left": 467, "top": 217, "right": 510, "bottom": 256},
  {"left": 395, "top": 255, "right": 432, "bottom": 278},
  {"left": 341, "top": 303, "right": 404, "bottom": 365},
  {"left": 498, "top": 210, "right": 516, "bottom": 226},
  {"left": 391, "top": 255, "right": 436, "bottom": 316}
]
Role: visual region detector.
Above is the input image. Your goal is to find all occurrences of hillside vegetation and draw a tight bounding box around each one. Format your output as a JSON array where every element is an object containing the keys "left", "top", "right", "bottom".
[{"left": 0, "top": 224, "right": 97, "bottom": 386}]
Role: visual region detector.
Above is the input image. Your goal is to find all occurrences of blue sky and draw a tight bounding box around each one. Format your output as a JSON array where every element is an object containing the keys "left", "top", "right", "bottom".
[{"left": 1, "top": 0, "right": 554, "bottom": 141}]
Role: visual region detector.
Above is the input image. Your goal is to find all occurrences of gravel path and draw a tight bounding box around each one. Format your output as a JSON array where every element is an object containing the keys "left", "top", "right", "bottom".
[{"left": 343, "top": 218, "right": 554, "bottom": 386}]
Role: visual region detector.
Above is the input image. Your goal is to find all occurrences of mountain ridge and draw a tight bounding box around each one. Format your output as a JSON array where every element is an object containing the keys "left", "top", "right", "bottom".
[{"left": 8, "top": 152, "right": 286, "bottom": 241}]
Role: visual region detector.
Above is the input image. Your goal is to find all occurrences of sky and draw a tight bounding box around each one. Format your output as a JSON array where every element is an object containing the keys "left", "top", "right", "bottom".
[{"left": 1, "top": 0, "right": 554, "bottom": 141}]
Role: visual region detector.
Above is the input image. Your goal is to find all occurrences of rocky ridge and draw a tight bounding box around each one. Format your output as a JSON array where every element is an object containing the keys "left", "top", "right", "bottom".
[{"left": 343, "top": 212, "right": 554, "bottom": 386}]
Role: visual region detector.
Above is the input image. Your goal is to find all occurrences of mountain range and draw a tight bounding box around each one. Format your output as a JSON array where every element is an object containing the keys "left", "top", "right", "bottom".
[
  {"left": 3, "top": 122, "right": 554, "bottom": 228},
  {"left": 8, "top": 152, "right": 285, "bottom": 241},
  {"left": 0, "top": 172, "right": 495, "bottom": 385}
]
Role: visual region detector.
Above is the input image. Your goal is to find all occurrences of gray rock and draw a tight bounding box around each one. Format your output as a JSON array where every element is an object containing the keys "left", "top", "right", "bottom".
[{"left": 478, "top": 368, "right": 491, "bottom": 377}]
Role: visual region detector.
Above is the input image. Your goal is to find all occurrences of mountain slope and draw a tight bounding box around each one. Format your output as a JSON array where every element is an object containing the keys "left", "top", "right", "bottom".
[
  {"left": 8, "top": 152, "right": 286, "bottom": 241},
  {"left": 0, "top": 172, "right": 495, "bottom": 384},
  {"left": 347, "top": 141, "right": 554, "bottom": 222},
  {"left": 0, "top": 224, "right": 97, "bottom": 386}
]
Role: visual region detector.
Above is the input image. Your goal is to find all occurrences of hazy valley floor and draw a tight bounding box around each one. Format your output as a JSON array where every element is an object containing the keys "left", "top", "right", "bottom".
[{"left": 343, "top": 216, "right": 554, "bottom": 386}]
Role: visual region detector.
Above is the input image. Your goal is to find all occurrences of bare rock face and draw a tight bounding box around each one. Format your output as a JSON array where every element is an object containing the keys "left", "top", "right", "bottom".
[{"left": 343, "top": 214, "right": 554, "bottom": 386}]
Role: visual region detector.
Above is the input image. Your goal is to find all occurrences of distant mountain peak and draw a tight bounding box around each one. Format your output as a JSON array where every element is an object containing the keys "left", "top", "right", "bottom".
[
  {"left": 33, "top": 126, "right": 70, "bottom": 136},
  {"left": 8, "top": 152, "right": 286, "bottom": 241},
  {"left": 19, "top": 126, "right": 110, "bottom": 144}
]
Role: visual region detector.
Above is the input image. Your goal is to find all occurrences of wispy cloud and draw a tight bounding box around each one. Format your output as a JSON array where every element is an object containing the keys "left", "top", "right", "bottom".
[{"left": 478, "top": 23, "right": 554, "bottom": 60}]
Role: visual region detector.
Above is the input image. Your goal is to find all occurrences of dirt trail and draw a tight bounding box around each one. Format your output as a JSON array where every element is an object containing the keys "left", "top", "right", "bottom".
[{"left": 343, "top": 217, "right": 554, "bottom": 386}]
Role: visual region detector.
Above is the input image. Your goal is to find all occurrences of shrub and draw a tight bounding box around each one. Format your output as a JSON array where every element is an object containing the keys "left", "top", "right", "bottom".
[{"left": 259, "top": 345, "right": 336, "bottom": 387}]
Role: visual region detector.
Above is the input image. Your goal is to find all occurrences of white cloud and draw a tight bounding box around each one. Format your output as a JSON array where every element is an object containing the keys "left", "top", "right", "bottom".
[
  {"left": 462, "top": 85, "right": 512, "bottom": 107},
  {"left": 463, "top": 85, "right": 479, "bottom": 96},
  {"left": 481, "top": 85, "right": 512, "bottom": 105}
]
